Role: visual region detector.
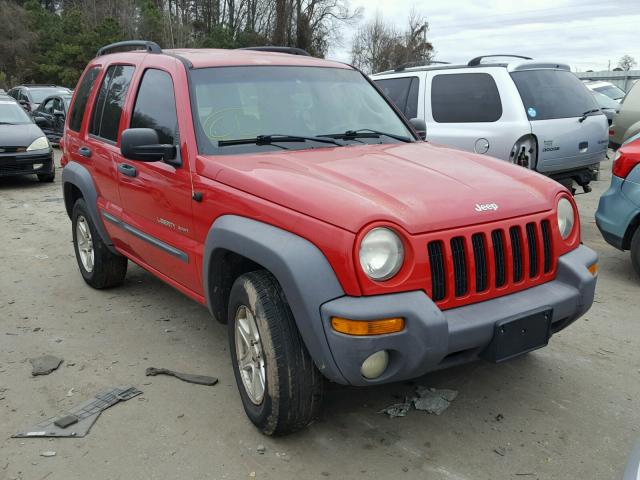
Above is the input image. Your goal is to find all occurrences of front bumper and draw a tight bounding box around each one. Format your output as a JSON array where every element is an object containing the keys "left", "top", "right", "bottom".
[
  {"left": 320, "top": 245, "right": 597, "bottom": 386},
  {"left": 0, "top": 150, "right": 54, "bottom": 177},
  {"left": 595, "top": 175, "right": 639, "bottom": 250}
]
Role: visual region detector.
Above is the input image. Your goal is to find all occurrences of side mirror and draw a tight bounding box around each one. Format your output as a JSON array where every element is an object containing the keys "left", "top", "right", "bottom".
[
  {"left": 34, "top": 116, "right": 46, "bottom": 126},
  {"left": 120, "top": 128, "right": 177, "bottom": 164},
  {"left": 410, "top": 118, "right": 427, "bottom": 140}
]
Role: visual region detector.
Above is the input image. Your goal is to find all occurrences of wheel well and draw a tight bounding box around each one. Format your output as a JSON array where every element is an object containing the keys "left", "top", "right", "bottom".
[
  {"left": 208, "top": 249, "right": 263, "bottom": 323},
  {"left": 623, "top": 213, "right": 640, "bottom": 250},
  {"left": 63, "top": 183, "right": 83, "bottom": 219}
]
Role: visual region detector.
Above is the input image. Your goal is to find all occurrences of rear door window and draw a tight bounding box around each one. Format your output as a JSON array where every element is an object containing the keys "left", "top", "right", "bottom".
[
  {"left": 69, "top": 67, "right": 100, "bottom": 132},
  {"left": 431, "top": 73, "right": 502, "bottom": 123},
  {"left": 375, "top": 77, "right": 419, "bottom": 119},
  {"left": 90, "top": 64, "right": 134, "bottom": 142},
  {"left": 511, "top": 70, "right": 598, "bottom": 121},
  {"left": 130, "top": 69, "right": 179, "bottom": 145}
]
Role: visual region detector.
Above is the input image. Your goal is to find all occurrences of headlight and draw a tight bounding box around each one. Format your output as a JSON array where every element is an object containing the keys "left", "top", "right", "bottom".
[
  {"left": 557, "top": 197, "right": 575, "bottom": 239},
  {"left": 359, "top": 227, "right": 404, "bottom": 281},
  {"left": 26, "top": 136, "right": 49, "bottom": 151}
]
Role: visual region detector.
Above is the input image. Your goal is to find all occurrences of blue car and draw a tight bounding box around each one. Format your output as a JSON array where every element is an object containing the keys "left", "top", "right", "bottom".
[{"left": 596, "top": 133, "right": 640, "bottom": 276}]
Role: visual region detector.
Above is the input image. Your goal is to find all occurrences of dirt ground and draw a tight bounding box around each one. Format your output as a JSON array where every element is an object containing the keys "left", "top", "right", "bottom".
[{"left": 1, "top": 150, "right": 638, "bottom": 480}]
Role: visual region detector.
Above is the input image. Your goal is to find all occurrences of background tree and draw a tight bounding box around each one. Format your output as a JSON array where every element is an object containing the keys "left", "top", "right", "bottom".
[{"left": 618, "top": 55, "right": 637, "bottom": 71}]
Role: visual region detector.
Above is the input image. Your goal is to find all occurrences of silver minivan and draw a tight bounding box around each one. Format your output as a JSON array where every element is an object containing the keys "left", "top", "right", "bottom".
[{"left": 372, "top": 56, "right": 609, "bottom": 193}]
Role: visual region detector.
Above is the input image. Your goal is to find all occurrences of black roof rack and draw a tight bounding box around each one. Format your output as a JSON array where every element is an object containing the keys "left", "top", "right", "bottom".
[
  {"left": 239, "top": 46, "right": 310, "bottom": 56},
  {"left": 394, "top": 60, "right": 450, "bottom": 71},
  {"left": 468, "top": 54, "right": 532, "bottom": 66},
  {"left": 96, "top": 40, "right": 162, "bottom": 57}
]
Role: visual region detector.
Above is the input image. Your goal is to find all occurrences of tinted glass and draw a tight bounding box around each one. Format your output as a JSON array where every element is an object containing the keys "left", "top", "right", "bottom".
[
  {"left": 511, "top": 70, "right": 598, "bottom": 121},
  {"left": 90, "top": 65, "right": 134, "bottom": 142},
  {"left": 431, "top": 73, "right": 502, "bottom": 123},
  {"left": 69, "top": 67, "right": 100, "bottom": 131},
  {"left": 0, "top": 99, "right": 32, "bottom": 124},
  {"left": 131, "top": 69, "right": 178, "bottom": 145},
  {"left": 375, "top": 77, "right": 419, "bottom": 118},
  {"left": 191, "top": 66, "right": 413, "bottom": 155}
]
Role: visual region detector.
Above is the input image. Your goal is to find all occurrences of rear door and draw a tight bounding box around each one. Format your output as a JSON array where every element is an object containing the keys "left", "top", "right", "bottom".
[
  {"left": 33, "top": 97, "right": 56, "bottom": 139},
  {"left": 510, "top": 69, "right": 608, "bottom": 173}
]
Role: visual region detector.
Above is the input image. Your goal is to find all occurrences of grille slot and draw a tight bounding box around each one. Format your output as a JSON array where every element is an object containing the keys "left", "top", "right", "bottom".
[
  {"left": 541, "top": 220, "right": 553, "bottom": 273},
  {"left": 509, "top": 227, "right": 523, "bottom": 282},
  {"left": 450, "top": 237, "right": 468, "bottom": 297},
  {"left": 471, "top": 233, "right": 488, "bottom": 292},
  {"left": 428, "top": 241, "right": 447, "bottom": 301},
  {"left": 491, "top": 230, "right": 506, "bottom": 287},
  {"left": 526, "top": 223, "right": 538, "bottom": 277}
]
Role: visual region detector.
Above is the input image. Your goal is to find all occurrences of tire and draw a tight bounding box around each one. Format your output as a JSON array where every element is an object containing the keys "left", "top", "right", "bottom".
[
  {"left": 72, "top": 198, "right": 127, "bottom": 289},
  {"left": 228, "top": 270, "right": 323, "bottom": 435},
  {"left": 631, "top": 227, "right": 640, "bottom": 279},
  {"left": 37, "top": 169, "right": 55, "bottom": 183}
]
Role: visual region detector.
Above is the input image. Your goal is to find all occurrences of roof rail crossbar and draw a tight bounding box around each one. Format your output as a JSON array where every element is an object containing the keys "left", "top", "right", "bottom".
[
  {"left": 468, "top": 54, "right": 532, "bottom": 66},
  {"left": 96, "top": 40, "right": 162, "bottom": 57},
  {"left": 238, "top": 46, "right": 310, "bottom": 56},
  {"left": 394, "top": 60, "right": 450, "bottom": 71}
]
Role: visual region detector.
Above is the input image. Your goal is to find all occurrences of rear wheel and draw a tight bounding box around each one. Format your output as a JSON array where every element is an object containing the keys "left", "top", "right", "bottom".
[
  {"left": 228, "top": 270, "right": 323, "bottom": 435},
  {"left": 72, "top": 198, "right": 127, "bottom": 288},
  {"left": 631, "top": 227, "right": 640, "bottom": 279}
]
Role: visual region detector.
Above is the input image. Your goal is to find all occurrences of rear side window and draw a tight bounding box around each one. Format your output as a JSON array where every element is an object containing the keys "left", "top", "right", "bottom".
[
  {"left": 511, "top": 70, "right": 598, "bottom": 121},
  {"left": 130, "top": 69, "right": 179, "bottom": 145},
  {"left": 90, "top": 65, "right": 134, "bottom": 142},
  {"left": 375, "top": 77, "right": 419, "bottom": 119},
  {"left": 69, "top": 67, "right": 100, "bottom": 132},
  {"left": 431, "top": 73, "right": 502, "bottom": 123}
]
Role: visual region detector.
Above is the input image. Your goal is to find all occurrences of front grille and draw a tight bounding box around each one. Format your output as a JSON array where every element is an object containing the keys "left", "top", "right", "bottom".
[{"left": 426, "top": 216, "right": 556, "bottom": 309}]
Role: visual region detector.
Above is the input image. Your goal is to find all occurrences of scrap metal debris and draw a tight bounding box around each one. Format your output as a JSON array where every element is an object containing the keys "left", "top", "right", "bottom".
[
  {"left": 13, "top": 386, "right": 142, "bottom": 438},
  {"left": 29, "top": 355, "right": 63, "bottom": 376},
  {"left": 145, "top": 367, "right": 218, "bottom": 386},
  {"left": 380, "top": 387, "right": 458, "bottom": 418}
]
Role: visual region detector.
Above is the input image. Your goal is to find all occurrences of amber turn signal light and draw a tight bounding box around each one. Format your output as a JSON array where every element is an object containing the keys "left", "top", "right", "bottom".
[
  {"left": 588, "top": 263, "right": 598, "bottom": 277},
  {"left": 331, "top": 317, "right": 405, "bottom": 336}
]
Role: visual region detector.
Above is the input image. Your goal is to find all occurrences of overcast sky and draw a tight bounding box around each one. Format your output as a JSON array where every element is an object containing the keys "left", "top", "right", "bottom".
[{"left": 327, "top": 0, "right": 640, "bottom": 72}]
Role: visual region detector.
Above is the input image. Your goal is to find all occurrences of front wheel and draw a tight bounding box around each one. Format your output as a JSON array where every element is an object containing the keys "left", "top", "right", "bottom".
[
  {"left": 631, "top": 227, "right": 640, "bottom": 279},
  {"left": 228, "top": 271, "right": 323, "bottom": 435}
]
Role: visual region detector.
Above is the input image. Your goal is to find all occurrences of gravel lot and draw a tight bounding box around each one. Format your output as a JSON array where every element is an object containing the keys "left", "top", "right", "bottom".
[{"left": 0, "top": 151, "right": 638, "bottom": 480}]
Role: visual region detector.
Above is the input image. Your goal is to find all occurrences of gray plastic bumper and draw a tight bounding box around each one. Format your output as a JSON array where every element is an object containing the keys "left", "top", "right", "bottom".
[{"left": 320, "top": 245, "right": 597, "bottom": 386}]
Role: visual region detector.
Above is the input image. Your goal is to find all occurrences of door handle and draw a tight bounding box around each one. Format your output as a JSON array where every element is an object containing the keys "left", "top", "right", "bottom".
[
  {"left": 78, "top": 146, "right": 92, "bottom": 158},
  {"left": 118, "top": 163, "right": 137, "bottom": 177}
]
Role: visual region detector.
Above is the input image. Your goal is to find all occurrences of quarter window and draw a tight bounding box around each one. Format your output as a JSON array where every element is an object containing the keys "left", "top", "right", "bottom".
[
  {"left": 90, "top": 65, "right": 134, "bottom": 142},
  {"left": 431, "top": 73, "right": 502, "bottom": 123},
  {"left": 375, "top": 77, "right": 420, "bottom": 119},
  {"left": 130, "top": 69, "right": 179, "bottom": 145},
  {"left": 69, "top": 67, "right": 100, "bottom": 132}
]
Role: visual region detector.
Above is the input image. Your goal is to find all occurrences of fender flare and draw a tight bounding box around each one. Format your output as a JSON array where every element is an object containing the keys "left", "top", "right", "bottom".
[
  {"left": 62, "top": 161, "right": 117, "bottom": 254},
  {"left": 203, "top": 215, "right": 348, "bottom": 384}
]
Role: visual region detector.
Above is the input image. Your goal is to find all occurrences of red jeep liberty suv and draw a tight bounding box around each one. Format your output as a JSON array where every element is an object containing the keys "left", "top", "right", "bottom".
[{"left": 61, "top": 41, "right": 598, "bottom": 435}]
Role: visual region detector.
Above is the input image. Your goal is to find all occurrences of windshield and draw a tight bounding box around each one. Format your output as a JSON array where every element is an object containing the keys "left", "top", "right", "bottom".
[
  {"left": 29, "top": 88, "right": 69, "bottom": 104},
  {"left": 592, "top": 90, "right": 619, "bottom": 109},
  {"left": 511, "top": 70, "right": 599, "bottom": 121},
  {"left": 0, "top": 100, "right": 32, "bottom": 124},
  {"left": 190, "top": 66, "right": 413, "bottom": 155},
  {"left": 593, "top": 84, "right": 625, "bottom": 101}
]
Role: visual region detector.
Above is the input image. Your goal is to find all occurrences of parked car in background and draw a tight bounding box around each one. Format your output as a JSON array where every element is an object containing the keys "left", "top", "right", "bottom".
[
  {"left": 610, "top": 81, "right": 640, "bottom": 149},
  {"left": 0, "top": 95, "right": 55, "bottom": 182},
  {"left": 62, "top": 41, "right": 598, "bottom": 436},
  {"left": 372, "top": 55, "right": 608, "bottom": 194},
  {"left": 7, "top": 84, "right": 71, "bottom": 113},
  {"left": 591, "top": 90, "right": 619, "bottom": 125},
  {"left": 624, "top": 440, "right": 640, "bottom": 480},
  {"left": 583, "top": 80, "right": 626, "bottom": 103},
  {"left": 596, "top": 132, "right": 640, "bottom": 277},
  {"left": 0, "top": 89, "right": 5, "bottom": 95},
  {"left": 31, "top": 93, "right": 72, "bottom": 144}
]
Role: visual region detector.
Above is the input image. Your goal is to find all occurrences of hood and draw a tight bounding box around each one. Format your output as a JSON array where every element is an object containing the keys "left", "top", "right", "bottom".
[
  {"left": 0, "top": 123, "right": 45, "bottom": 148},
  {"left": 202, "top": 142, "right": 563, "bottom": 235}
]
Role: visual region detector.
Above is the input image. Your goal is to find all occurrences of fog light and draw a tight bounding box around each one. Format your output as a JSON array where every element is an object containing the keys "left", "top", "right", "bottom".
[
  {"left": 360, "top": 350, "right": 389, "bottom": 379},
  {"left": 33, "top": 163, "right": 43, "bottom": 170}
]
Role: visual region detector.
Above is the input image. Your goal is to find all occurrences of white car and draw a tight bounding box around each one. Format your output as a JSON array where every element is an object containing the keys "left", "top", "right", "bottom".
[
  {"left": 372, "top": 55, "right": 609, "bottom": 193},
  {"left": 584, "top": 80, "right": 626, "bottom": 103}
]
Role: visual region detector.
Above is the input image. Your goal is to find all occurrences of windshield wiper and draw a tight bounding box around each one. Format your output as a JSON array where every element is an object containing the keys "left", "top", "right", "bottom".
[
  {"left": 319, "top": 129, "right": 412, "bottom": 143},
  {"left": 578, "top": 109, "right": 601, "bottom": 123},
  {"left": 217, "top": 134, "right": 343, "bottom": 148}
]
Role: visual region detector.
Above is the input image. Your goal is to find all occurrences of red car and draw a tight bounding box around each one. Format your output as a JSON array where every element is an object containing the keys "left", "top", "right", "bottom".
[{"left": 61, "top": 41, "right": 598, "bottom": 435}]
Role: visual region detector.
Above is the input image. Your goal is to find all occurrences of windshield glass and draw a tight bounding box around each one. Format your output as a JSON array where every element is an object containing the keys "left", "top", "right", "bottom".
[
  {"left": 593, "top": 84, "right": 625, "bottom": 101},
  {"left": 592, "top": 90, "right": 619, "bottom": 109},
  {"left": 29, "top": 88, "right": 69, "bottom": 104},
  {"left": 0, "top": 100, "right": 32, "bottom": 124},
  {"left": 190, "top": 66, "right": 413, "bottom": 155},
  {"left": 511, "top": 70, "right": 598, "bottom": 121}
]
